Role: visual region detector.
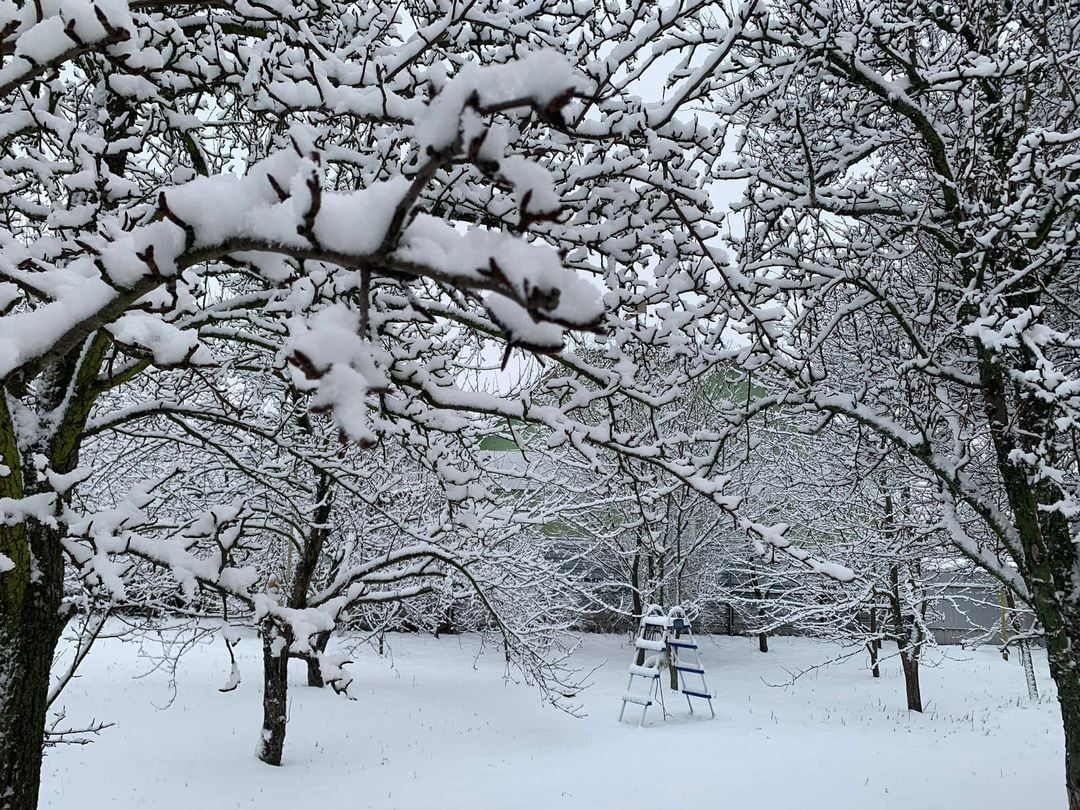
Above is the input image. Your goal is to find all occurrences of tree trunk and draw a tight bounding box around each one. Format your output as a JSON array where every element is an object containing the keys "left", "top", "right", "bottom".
[
  {"left": 1050, "top": 657, "right": 1080, "bottom": 810},
  {"left": 974, "top": 341, "right": 1079, "bottom": 805},
  {"left": 1027, "top": 583, "right": 1080, "bottom": 810},
  {"left": 868, "top": 609, "right": 881, "bottom": 679},
  {"left": 1027, "top": 586, "right": 1080, "bottom": 810},
  {"left": 750, "top": 562, "right": 768, "bottom": 653},
  {"left": 0, "top": 588, "right": 65, "bottom": 810},
  {"left": 0, "top": 348, "right": 103, "bottom": 807},
  {"left": 257, "top": 620, "right": 290, "bottom": 766},
  {"left": 1019, "top": 640, "right": 1039, "bottom": 701},
  {"left": 285, "top": 470, "right": 333, "bottom": 692},
  {"left": 888, "top": 563, "right": 923, "bottom": 712},
  {"left": 0, "top": 512, "right": 68, "bottom": 810},
  {"left": 435, "top": 602, "right": 455, "bottom": 637},
  {"left": 898, "top": 645, "right": 923, "bottom": 713},
  {"left": 306, "top": 630, "right": 331, "bottom": 688},
  {"left": 1002, "top": 588, "right": 1038, "bottom": 700}
]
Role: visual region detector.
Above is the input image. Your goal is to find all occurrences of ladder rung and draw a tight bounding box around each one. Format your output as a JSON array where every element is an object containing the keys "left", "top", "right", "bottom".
[
  {"left": 668, "top": 640, "right": 697, "bottom": 649},
  {"left": 642, "top": 616, "right": 669, "bottom": 627},
  {"left": 628, "top": 664, "right": 660, "bottom": 678},
  {"left": 675, "top": 665, "right": 705, "bottom": 675},
  {"left": 621, "top": 693, "right": 653, "bottom": 706},
  {"left": 682, "top": 689, "right": 712, "bottom": 700},
  {"left": 635, "top": 638, "right": 666, "bottom": 651}
]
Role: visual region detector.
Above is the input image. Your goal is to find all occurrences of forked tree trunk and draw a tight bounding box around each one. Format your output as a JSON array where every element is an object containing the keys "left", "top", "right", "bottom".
[
  {"left": 0, "top": 353, "right": 101, "bottom": 807},
  {"left": 258, "top": 620, "right": 290, "bottom": 766}
]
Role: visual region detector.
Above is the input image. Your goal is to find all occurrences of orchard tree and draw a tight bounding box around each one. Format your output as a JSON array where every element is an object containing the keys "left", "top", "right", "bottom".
[
  {"left": 665, "top": 0, "right": 1080, "bottom": 804},
  {"left": 0, "top": 1, "right": 812, "bottom": 805},
  {"left": 0, "top": 0, "right": 620, "bottom": 804},
  {"left": 0, "top": 0, "right": 873, "bottom": 805}
]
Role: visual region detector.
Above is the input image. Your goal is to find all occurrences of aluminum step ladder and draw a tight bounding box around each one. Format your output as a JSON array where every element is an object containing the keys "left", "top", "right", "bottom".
[{"left": 619, "top": 606, "right": 715, "bottom": 725}]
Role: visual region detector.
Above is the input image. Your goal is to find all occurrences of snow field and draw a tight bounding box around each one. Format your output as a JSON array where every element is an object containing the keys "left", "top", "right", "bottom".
[{"left": 42, "top": 633, "right": 1062, "bottom": 809}]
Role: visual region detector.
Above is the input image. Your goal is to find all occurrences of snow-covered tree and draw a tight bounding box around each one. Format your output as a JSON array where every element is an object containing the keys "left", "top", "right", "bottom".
[
  {"left": 0, "top": 1, "right": 617, "bottom": 803},
  {"left": 674, "top": 0, "right": 1080, "bottom": 804},
  {"left": 0, "top": 0, "right": 877, "bottom": 803}
]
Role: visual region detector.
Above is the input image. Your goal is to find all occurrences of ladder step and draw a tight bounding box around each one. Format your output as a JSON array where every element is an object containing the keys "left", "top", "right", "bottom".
[
  {"left": 635, "top": 638, "right": 666, "bottom": 651},
  {"left": 628, "top": 664, "right": 660, "bottom": 678},
  {"left": 682, "top": 689, "right": 712, "bottom": 700},
  {"left": 667, "top": 640, "right": 698, "bottom": 649},
  {"left": 675, "top": 665, "right": 705, "bottom": 675},
  {"left": 642, "top": 616, "right": 669, "bottom": 627},
  {"left": 621, "top": 693, "right": 653, "bottom": 706}
]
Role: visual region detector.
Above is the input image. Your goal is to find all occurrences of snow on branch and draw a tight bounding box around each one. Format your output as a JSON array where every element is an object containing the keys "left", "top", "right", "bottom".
[{"left": 0, "top": 59, "right": 600, "bottom": 388}]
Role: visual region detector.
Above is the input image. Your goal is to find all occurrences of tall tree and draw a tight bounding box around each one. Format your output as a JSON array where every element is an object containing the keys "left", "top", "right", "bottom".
[
  {"left": 0, "top": 1, "right": 610, "bottom": 804},
  {"left": 672, "top": 0, "right": 1080, "bottom": 804}
]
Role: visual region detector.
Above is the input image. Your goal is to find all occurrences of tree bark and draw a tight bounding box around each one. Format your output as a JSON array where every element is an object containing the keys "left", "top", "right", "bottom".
[
  {"left": 974, "top": 341, "right": 1080, "bottom": 805},
  {"left": 434, "top": 601, "right": 455, "bottom": 637},
  {"left": 257, "top": 620, "right": 290, "bottom": 766},
  {"left": 0, "top": 340, "right": 104, "bottom": 806},
  {"left": 1049, "top": 648, "right": 1080, "bottom": 810},
  {"left": 306, "top": 630, "right": 331, "bottom": 688},
  {"left": 868, "top": 608, "right": 881, "bottom": 679},
  {"left": 0, "top": 423, "right": 68, "bottom": 810},
  {"left": 1026, "top": 583, "right": 1080, "bottom": 810},
  {"left": 1002, "top": 588, "right": 1038, "bottom": 700},
  {"left": 0, "top": 547, "right": 66, "bottom": 810},
  {"left": 286, "top": 470, "right": 334, "bottom": 692},
  {"left": 898, "top": 644, "right": 923, "bottom": 713},
  {"left": 750, "top": 562, "right": 768, "bottom": 653},
  {"left": 888, "top": 563, "right": 923, "bottom": 712},
  {"left": 1019, "top": 638, "right": 1039, "bottom": 701}
]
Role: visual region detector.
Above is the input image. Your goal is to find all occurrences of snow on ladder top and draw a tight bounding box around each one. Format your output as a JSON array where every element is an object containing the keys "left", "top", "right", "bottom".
[
  {"left": 642, "top": 616, "right": 670, "bottom": 627},
  {"left": 635, "top": 638, "right": 666, "bottom": 651}
]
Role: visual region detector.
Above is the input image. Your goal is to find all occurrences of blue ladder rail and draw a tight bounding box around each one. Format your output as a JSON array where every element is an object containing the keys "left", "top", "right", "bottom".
[
  {"left": 667, "top": 640, "right": 698, "bottom": 649},
  {"left": 675, "top": 665, "right": 705, "bottom": 675}
]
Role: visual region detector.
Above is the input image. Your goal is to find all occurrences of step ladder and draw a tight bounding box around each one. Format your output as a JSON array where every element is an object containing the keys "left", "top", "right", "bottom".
[{"left": 618, "top": 605, "right": 715, "bottom": 726}]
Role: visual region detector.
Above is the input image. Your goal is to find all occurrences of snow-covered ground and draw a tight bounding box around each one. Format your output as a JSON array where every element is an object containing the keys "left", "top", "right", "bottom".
[{"left": 41, "top": 631, "right": 1062, "bottom": 809}]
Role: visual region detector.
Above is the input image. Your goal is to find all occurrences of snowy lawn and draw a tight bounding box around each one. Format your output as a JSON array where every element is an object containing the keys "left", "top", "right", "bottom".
[{"left": 41, "top": 632, "right": 1061, "bottom": 809}]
